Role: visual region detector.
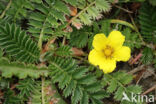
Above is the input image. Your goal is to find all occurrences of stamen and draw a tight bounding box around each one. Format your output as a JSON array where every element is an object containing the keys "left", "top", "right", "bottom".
[{"left": 103, "top": 45, "right": 114, "bottom": 58}]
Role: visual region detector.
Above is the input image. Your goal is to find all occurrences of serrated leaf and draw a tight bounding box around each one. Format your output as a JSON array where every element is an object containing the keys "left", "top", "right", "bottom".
[
  {"left": 107, "top": 80, "right": 118, "bottom": 93},
  {"left": 114, "top": 87, "right": 124, "bottom": 100},
  {"left": 127, "top": 85, "right": 142, "bottom": 94},
  {"left": 72, "top": 86, "right": 83, "bottom": 104},
  {"left": 80, "top": 91, "right": 89, "bottom": 104}
]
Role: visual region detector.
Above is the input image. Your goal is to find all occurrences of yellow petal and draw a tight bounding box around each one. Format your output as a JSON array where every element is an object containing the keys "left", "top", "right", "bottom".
[
  {"left": 92, "top": 33, "right": 107, "bottom": 51},
  {"left": 88, "top": 49, "right": 105, "bottom": 66},
  {"left": 89, "top": 49, "right": 116, "bottom": 74},
  {"left": 99, "top": 59, "right": 116, "bottom": 74},
  {"left": 107, "top": 31, "right": 125, "bottom": 49},
  {"left": 114, "top": 46, "right": 131, "bottom": 62}
]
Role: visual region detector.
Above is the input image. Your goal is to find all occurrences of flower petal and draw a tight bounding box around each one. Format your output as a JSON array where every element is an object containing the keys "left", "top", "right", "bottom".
[
  {"left": 89, "top": 49, "right": 116, "bottom": 74},
  {"left": 88, "top": 49, "right": 104, "bottom": 66},
  {"left": 114, "top": 46, "right": 131, "bottom": 62},
  {"left": 99, "top": 59, "right": 116, "bottom": 74},
  {"left": 93, "top": 33, "right": 107, "bottom": 51},
  {"left": 108, "top": 31, "right": 125, "bottom": 49}
]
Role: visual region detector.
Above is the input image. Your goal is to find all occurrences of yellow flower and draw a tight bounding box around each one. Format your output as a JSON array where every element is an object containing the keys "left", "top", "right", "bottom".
[{"left": 88, "top": 30, "right": 131, "bottom": 74}]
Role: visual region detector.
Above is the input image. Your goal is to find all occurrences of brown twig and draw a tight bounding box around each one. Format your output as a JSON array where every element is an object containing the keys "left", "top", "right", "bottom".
[
  {"left": 129, "top": 53, "right": 142, "bottom": 65},
  {"left": 113, "top": 4, "right": 133, "bottom": 13},
  {"left": 136, "top": 70, "right": 145, "bottom": 84},
  {"left": 128, "top": 65, "right": 145, "bottom": 75},
  {"left": 146, "top": 69, "right": 156, "bottom": 79},
  {"left": 142, "top": 84, "right": 156, "bottom": 95}
]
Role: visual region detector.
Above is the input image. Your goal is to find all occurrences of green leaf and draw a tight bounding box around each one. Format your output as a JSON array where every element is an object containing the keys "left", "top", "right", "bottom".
[
  {"left": 95, "top": 0, "right": 111, "bottom": 12},
  {"left": 91, "top": 90, "right": 110, "bottom": 99},
  {"left": 53, "top": 0, "right": 70, "bottom": 15},
  {"left": 49, "top": 57, "right": 106, "bottom": 104},
  {"left": 78, "top": 74, "right": 96, "bottom": 84},
  {"left": 122, "top": 28, "right": 141, "bottom": 50},
  {"left": 72, "top": 67, "right": 88, "bottom": 79},
  {"left": 63, "top": 80, "right": 77, "bottom": 98},
  {"left": 0, "top": 24, "right": 39, "bottom": 63},
  {"left": 4, "top": 89, "right": 20, "bottom": 104},
  {"left": 69, "top": 27, "right": 90, "bottom": 48},
  {"left": 107, "top": 80, "right": 118, "bottom": 93},
  {"left": 114, "top": 87, "right": 124, "bottom": 100},
  {"left": 70, "top": 0, "right": 111, "bottom": 27},
  {"left": 0, "top": 59, "right": 48, "bottom": 79},
  {"left": 55, "top": 45, "right": 72, "bottom": 57},
  {"left": 141, "top": 47, "right": 154, "bottom": 65},
  {"left": 80, "top": 91, "right": 89, "bottom": 104},
  {"left": 72, "top": 86, "right": 83, "bottom": 104},
  {"left": 64, "top": 0, "right": 77, "bottom": 6},
  {"left": 17, "top": 78, "right": 36, "bottom": 101},
  {"left": 139, "top": 2, "right": 156, "bottom": 42},
  {"left": 127, "top": 85, "right": 142, "bottom": 94}
]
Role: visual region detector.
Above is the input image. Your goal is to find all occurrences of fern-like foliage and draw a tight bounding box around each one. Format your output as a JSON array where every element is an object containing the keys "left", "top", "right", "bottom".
[
  {"left": 0, "top": 16, "right": 12, "bottom": 25},
  {"left": 64, "top": 0, "right": 77, "bottom": 6},
  {"left": 0, "top": 24, "right": 39, "bottom": 63},
  {"left": 141, "top": 47, "right": 154, "bottom": 65},
  {"left": 0, "top": 58, "right": 48, "bottom": 79},
  {"left": 122, "top": 28, "right": 141, "bottom": 50},
  {"left": 31, "top": 81, "right": 42, "bottom": 104},
  {"left": 6, "top": 0, "right": 34, "bottom": 22},
  {"left": 0, "top": 0, "right": 7, "bottom": 14},
  {"left": 3, "top": 89, "right": 20, "bottom": 104},
  {"left": 71, "top": 0, "right": 111, "bottom": 26},
  {"left": 17, "top": 78, "right": 36, "bottom": 103},
  {"left": 139, "top": 2, "right": 156, "bottom": 42},
  {"left": 69, "top": 27, "right": 91, "bottom": 48},
  {"left": 55, "top": 45, "right": 72, "bottom": 57},
  {"left": 28, "top": 0, "right": 69, "bottom": 41},
  {"left": 49, "top": 57, "right": 109, "bottom": 104},
  {"left": 102, "top": 71, "right": 142, "bottom": 104}
]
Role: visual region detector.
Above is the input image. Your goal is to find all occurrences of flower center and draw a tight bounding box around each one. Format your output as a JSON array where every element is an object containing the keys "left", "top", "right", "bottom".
[
  {"left": 103, "top": 45, "right": 114, "bottom": 58},
  {"left": 104, "top": 49, "right": 112, "bottom": 56}
]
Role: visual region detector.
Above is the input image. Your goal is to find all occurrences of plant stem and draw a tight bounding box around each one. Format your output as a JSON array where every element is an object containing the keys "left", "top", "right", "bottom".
[
  {"left": 110, "top": 19, "right": 136, "bottom": 31},
  {"left": 41, "top": 77, "right": 45, "bottom": 104},
  {"left": 38, "top": 11, "right": 51, "bottom": 50},
  {"left": 113, "top": 4, "right": 133, "bottom": 13},
  {"left": 128, "top": 13, "right": 145, "bottom": 44},
  {"left": 0, "top": 0, "right": 12, "bottom": 19}
]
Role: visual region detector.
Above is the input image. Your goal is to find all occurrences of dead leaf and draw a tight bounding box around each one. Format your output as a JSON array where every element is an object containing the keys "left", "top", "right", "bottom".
[
  {"left": 69, "top": 5, "right": 77, "bottom": 16},
  {"left": 63, "top": 25, "right": 73, "bottom": 32},
  {"left": 72, "top": 47, "right": 84, "bottom": 56},
  {"left": 131, "top": 3, "right": 141, "bottom": 11},
  {"left": 72, "top": 22, "right": 83, "bottom": 29},
  {"left": 96, "top": 14, "right": 103, "bottom": 20}
]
